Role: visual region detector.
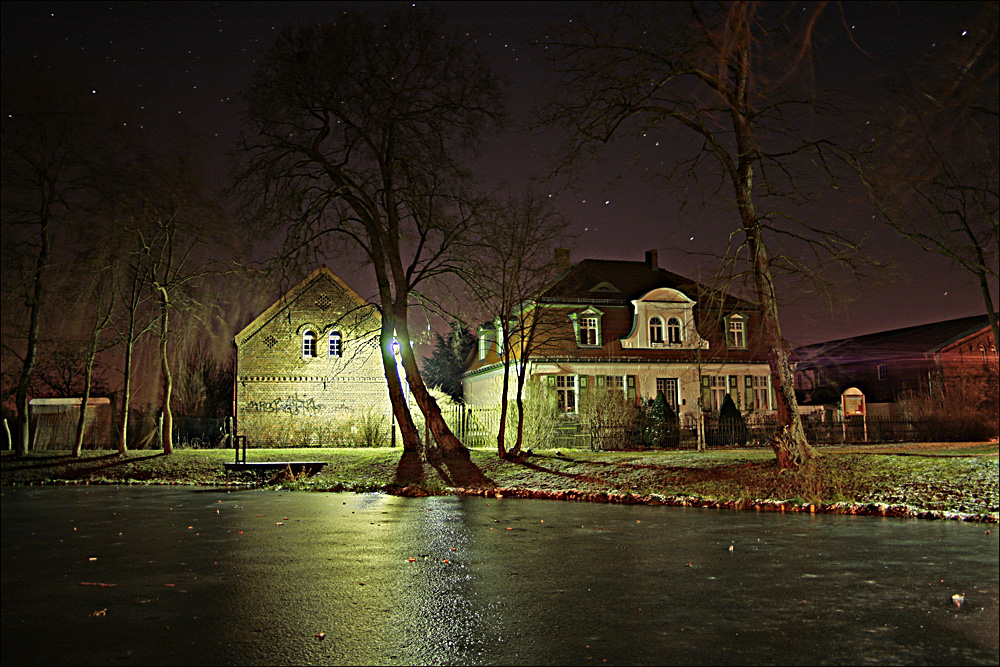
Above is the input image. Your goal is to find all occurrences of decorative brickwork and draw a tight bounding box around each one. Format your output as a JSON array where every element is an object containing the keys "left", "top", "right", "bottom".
[{"left": 234, "top": 267, "right": 393, "bottom": 446}]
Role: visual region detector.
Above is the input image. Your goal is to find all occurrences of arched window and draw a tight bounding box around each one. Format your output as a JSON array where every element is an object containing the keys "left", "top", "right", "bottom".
[
  {"left": 302, "top": 330, "right": 316, "bottom": 358},
  {"left": 667, "top": 317, "right": 682, "bottom": 344},
  {"left": 649, "top": 316, "right": 664, "bottom": 344},
  {"left": 329, "top": 331, "right": 342, "bottom": 357}
]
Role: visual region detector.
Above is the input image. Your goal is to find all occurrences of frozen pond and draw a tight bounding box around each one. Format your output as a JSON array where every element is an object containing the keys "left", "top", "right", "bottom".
[{"left": 1, "top": 486, "right": 997, "bottom": 665}]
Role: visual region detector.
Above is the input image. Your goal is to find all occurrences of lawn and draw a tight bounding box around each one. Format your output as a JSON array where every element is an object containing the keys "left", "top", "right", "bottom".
[{"left": 2, "top": 441, "right": 996, "bottom": 522}]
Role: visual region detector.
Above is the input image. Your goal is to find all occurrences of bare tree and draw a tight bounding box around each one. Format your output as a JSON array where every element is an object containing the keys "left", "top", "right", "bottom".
[
  {"left": 863, "top": 2, "right": 999, "bottom": 349},
  {"left": 122, "top": 152, "right": 228, "bottom": 454},
  {"left": 461, "top": 189, "right": 570, "bottom": 458},
  {"left": 538, "top": 2, "right": 878, "bottom": 468},
  {"left": 1, "top": 69, "right": 123, "bottom": 456},
  {"left": 70, "top": 251, "right": 119, "bottom": 457},
  {"left": 235, "top": 8, "right": 503, "bottom": 473}
]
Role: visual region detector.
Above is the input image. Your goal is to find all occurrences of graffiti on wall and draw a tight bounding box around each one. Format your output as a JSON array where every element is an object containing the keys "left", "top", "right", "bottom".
[{"left": 245, "top": 394, "right": 322, "bottom": 416}]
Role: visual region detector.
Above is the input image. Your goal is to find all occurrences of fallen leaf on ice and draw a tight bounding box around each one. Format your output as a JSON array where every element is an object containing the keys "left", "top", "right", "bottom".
[
  {"left": 952, "top": 593, "right": 965, "bottom": 608},
  {"left": 315, "top": 633, "right": 326, "bottom": 640}
]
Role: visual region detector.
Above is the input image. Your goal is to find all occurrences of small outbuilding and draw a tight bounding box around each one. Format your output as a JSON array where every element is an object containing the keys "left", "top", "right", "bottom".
[{"left": 28, "top": 397, "right": 113, "bottom": 450}]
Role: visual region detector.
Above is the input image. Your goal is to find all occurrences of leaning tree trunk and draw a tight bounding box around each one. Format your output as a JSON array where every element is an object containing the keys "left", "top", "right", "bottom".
[
  {"left": 391, "top": 302, "right": 470, "bottom": 461},
  {"left": 742, "top": 208, "right": 814, "bottom": 468},
  {"left": 72, "top": 351, "right": 96, "bottom": 458},
  {"left": 378, "top": 317, "right": 422, "bottom": 455}
]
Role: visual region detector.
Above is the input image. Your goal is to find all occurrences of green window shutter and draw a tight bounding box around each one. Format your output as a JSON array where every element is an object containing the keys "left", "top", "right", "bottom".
[
  {"left": 626, "top": 375, "right": 636, "bottom": 402},
  {"left": 546, "top": 375, "right": 556, "bottom": 388},
  {"left": 579, "top": 375, "right": 588, "bottom": 389},
  {"left": 700, "top": 375, "right": 711, "bottom": 409},
  {"left": 744, "top": 375, "right": 754, "bottom": 411},
  {"left": 769, "top": 375, "right": 776, "bottom": 410},
  {"left": 596, "top": 375, "right": 606, "bottom": 388},
  {"left": 728, "top": 375, "right": 739, "bottom": 408}
]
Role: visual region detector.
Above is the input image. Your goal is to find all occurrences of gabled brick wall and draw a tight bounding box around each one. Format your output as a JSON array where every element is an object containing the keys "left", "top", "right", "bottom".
[{"left": 234, "top": 267, "right": 392, "bottom": 446}]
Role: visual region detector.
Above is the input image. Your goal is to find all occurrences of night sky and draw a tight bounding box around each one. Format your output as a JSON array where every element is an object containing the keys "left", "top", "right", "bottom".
[{"left": 2, "top": 1, "right": 995, "bottom": 345}]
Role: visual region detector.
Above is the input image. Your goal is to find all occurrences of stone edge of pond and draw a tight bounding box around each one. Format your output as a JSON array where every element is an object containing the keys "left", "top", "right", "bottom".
[
  {"left": 5, "top": 478, "right": 997, "bottom": 525},
  {"left": 391, "top": 484, "right": 999, "bottom": 525}
]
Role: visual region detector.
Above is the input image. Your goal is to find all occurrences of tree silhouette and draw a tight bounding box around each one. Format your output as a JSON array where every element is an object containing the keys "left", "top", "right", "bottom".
[{"left": 235, "top": 7, "right": 503, "bottom": 477}]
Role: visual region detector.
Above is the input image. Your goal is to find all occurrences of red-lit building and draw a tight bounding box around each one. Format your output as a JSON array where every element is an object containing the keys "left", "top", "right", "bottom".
[{"left": 793, "top": 315, "right": 997, "bottom": 412}]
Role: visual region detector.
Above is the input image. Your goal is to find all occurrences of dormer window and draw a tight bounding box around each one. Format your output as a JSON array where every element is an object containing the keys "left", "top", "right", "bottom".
[
  {"left": 667, "top": 317, "right": 682, "bottom": 345},
  {"left": 725, "top": 314, "right": 746, "bottom": 349},
  {"left": 329, "top": 331, "right": 342, "bottom": 357},
  {"left": 649, "top": 317, "right": 664, "bottom": 344},
  {"left": 570, "top": 310, "right": 603, "bottom": 347},
  {"left": 302, "top": 330, "right": 317, "bottom": 358}
]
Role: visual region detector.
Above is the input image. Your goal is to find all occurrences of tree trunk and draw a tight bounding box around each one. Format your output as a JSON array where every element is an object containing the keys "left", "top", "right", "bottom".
[
  {"left": 119, "top": 335, "right": 134, "bottom": 455},
  {"left": 379, "top": 318, "right": 421, "bottom": 455},
  {"left": 496, "top": 345, "right": 511, "bottom": 459},
  {"left": 14, "top": 223, "right": 49, "bottom": 457},
  {"left": 513, "top": 367, "right": 528, "bottom": 457},
  {"left": 158, "top": 287, "right": 174, "bottom": 455},
  {"left": 73, "top": 351, "right": 96, "bottom": 458},
  {"left": 392, "top": 302, "right": 470, "bottom": 461},
  {"left": 742, "top": 209, "right": 814, "bottom": 468}
]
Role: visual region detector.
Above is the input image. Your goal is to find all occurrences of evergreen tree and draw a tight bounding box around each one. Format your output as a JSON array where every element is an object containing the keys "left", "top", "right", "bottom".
[{"left": 421, "top": 326, "right": 475, "bottom": 402}]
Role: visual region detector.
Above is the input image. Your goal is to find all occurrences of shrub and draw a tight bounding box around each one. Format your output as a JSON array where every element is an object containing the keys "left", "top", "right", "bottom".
[
  {"left": 641, "top": 392, "right": 680, "bottom": 448},
  {"left": 580, "top": 389, "right": 641, "bottom": 450}
]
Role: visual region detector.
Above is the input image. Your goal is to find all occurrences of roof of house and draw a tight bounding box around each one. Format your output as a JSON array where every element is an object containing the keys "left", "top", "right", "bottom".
[
  {"left": 794, "top": 314, "right": 991, "bottom": 367},
  {"left": 538, "top": 258, "right": 756, "bottom": 311},
  {"left": 234, "top": 266, "right": 375, "bottom": 346}
]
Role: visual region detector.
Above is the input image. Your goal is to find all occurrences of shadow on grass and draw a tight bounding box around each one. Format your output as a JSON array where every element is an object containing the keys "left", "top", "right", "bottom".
[
  {"left": 509, "top": 457, "right": 606, "bottom": 486},
  {"left": 12, "top": 452, "right": 167, "bottom": 478},
  {"left": 4, "top": 452, "right": 154, "bottom": 471},
  {"left": 393, "top": 449, "right": 425, "bottom": 487},
  {"left": 440, "top": 449, "right": 494, "bottom": 489},
  {"left": 394, "top": 447, "right": 495, "bottom": 489}
]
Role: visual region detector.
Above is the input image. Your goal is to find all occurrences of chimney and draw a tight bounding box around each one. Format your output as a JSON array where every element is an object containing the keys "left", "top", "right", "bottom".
[
  {"left": 554, "top": 248, "right": 571, "bottom": 273},
  {"left": 645, "top": 249, "right": 658, "bottom": 270}
]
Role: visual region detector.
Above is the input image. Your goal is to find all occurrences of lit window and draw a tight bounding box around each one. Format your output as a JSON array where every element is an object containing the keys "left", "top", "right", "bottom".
[
  {"left": 650, "top": 316, "right": 664, "bottom": 344},
  {"left": 727, "top": 317, "right": 746, "bottom": 348},
  {"left": 302, "top": 330, "right": 316, "bottom": 358},
  {"left": 579, "top": 317, "right": 598, "bottom": 346},
  {"left": 710, "top": 376, "right": 728, "bottom": 412},
  {"left": 329, "top": 331, "right": 342, "bottom": 357},
  {"left": 556, "top": 375, "right": 577, "bottom": 413},
  {"left": 877, "top": 364, "right": 888, "bottom": 380},
  {"left": 752, "top": 375, "right": 770, "bottom": 411},
  {"left": 667, "top": 317, "right": 682, "bottom": 344},
  {"left": 656, "top": 377, "right": 679, "bottom": 411}
]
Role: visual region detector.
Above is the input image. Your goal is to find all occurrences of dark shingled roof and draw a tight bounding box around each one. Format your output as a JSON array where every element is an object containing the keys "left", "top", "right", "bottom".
[
  {"left": 539, "top": 259, "right": 756, "bottom": 310},
  {"left": 795, "top": 314, "right": 991, "bottom": 365}
]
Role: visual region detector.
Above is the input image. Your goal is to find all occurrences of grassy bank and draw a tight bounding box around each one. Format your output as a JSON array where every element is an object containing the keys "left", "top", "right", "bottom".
[{"left": 2, "top": 442, "right": 997, "bottom": 522}]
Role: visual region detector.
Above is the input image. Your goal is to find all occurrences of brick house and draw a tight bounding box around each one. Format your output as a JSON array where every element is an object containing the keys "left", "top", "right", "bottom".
[
  {"left": 793, "top": 314, "right": 998, "bottom": 413},
  {"left": 461, "top": 250, "right": 778, "bottom": 426},
  {"left": 233, "top": 266, "right": 392, "bottom": 446}
]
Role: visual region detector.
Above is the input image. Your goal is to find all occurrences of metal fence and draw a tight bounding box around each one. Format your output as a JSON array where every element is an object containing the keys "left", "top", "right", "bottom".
[{"left": 441, "top": 405, "right": 994, "bottom": 450}]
